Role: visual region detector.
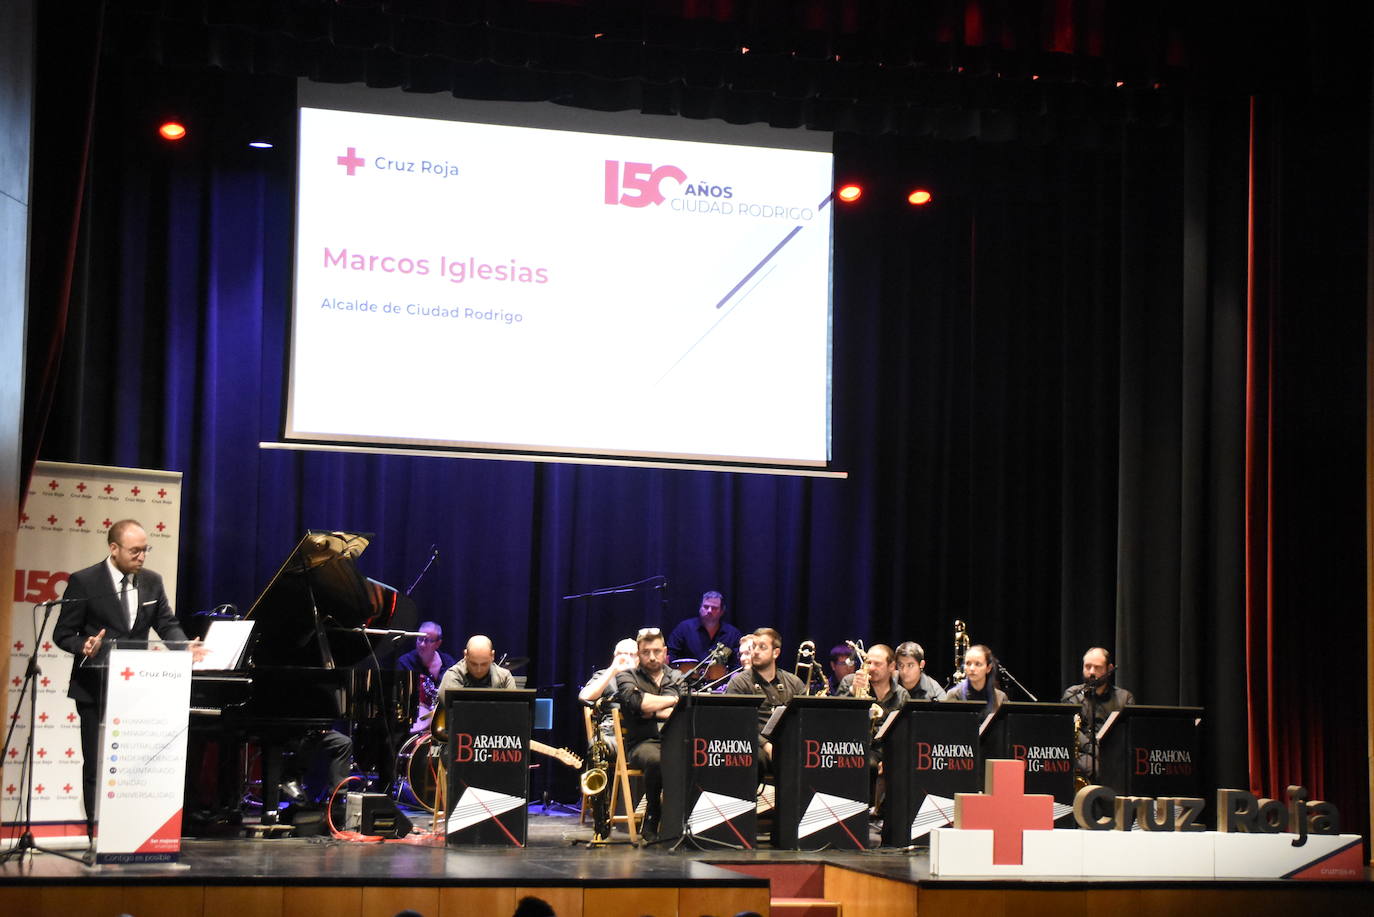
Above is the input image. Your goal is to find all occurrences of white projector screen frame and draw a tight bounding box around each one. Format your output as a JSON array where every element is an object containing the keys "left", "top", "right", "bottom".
[{"left": 285, "top": 84, "right": 835, "bottom": 471}]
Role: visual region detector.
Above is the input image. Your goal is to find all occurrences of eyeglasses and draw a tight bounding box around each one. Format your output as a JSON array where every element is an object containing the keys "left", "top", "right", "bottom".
[
  {"left": 123, "top": 545, "right": 153, "bottom": 557},
  {"left": 417, "top": 636, "right": 440, "bottom": 644},
  {"left": 636, "top": 627, "right": 662, "bottom": 638}
]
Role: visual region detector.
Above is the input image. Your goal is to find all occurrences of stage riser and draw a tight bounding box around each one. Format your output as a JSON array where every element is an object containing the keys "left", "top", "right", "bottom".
[{"left": 0, "top": 883, "right": 772, "bottom": 917}]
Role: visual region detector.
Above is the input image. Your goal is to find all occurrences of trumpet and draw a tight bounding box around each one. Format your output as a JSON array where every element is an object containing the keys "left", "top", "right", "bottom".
[
  {"left": 950, "top": 620, "right": 970, "bottom": 686},
  {"left": 794, "top": 640, "right": 819, "bottom": 696}
]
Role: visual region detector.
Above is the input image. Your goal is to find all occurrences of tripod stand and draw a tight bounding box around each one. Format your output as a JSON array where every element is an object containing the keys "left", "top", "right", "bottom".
[{"left": 0, "top": 601, "right": 92, "bottom": 865}]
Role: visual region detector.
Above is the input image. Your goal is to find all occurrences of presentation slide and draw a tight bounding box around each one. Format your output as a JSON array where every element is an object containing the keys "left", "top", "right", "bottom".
[{"left": 289, "top": 104, "right": 834, "bottom": 467}]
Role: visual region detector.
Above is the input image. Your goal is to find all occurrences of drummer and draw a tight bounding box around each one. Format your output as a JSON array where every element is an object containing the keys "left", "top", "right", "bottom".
[
  {"left": 396, "top": 621, "right": 457, "bottom": 733},
  {"left": 666, "top": 590, "right": 744, "bottom": 672}
]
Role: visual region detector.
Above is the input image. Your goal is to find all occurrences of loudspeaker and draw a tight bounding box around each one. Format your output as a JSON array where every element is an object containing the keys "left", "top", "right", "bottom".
[{"left": 345, "top": 792, "right": 413, "bottom": 838}]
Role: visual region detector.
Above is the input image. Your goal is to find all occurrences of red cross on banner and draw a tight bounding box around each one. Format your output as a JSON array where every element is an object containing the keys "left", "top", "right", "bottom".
[
  {"left": 120, "top": 667, "right": 136, "bottom": 681},
  {"left": 955, "top": 758, "right": 1054, "bottom": 865}
]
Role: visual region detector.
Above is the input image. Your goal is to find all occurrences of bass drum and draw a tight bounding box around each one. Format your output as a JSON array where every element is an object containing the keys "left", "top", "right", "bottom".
[{"left": 393, "top": 732, "right": 441, "bottom": 812}]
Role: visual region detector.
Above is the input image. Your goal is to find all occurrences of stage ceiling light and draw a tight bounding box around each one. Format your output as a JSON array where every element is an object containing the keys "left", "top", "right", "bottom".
[
  {"left": 158, "top": 121, "right": 187, "bottom": 141},
  {"left": 837, "top": 183, "right": 863, "bottom": 203},
  {"left": 248, "top": 139, "right": 274, "bottom": 149},
  {"left": 908, "top": 189, "right": 933, "bottom": 206}
]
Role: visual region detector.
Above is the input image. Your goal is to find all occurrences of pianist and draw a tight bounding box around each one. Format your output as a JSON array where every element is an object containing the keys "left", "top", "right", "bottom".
[
  {"left": 53, "top": 519, "right": 204, "bottom": 838},
  {"left": 438, "top": 634, "right": 517, "bottom": 692}
]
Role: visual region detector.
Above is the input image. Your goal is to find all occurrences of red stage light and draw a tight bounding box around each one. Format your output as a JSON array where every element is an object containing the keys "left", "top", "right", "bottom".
[
  {"left": 158, "top": 122, "right": 187, "bottom": 141},
  {"left": 837, "top": 184, "right": 863, "bottom": 203},
  {"left": 908, "top": 189, "right": 933, "bottom": 206}
]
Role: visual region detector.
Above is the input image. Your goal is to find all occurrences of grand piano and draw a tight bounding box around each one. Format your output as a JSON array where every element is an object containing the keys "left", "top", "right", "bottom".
[{"left": 189, "top": 530, "right": 417, "bottom": 828}]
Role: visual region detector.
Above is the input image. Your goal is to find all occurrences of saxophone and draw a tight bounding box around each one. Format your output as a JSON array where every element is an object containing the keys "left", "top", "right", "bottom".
[
  {"left": 1073, "top": 712, "right": 1088, "bottom": 792},
  {"left": 581, "top": 697, "right": 612, "bottom": 842},
  {"left": 845, "top": 640, "right": 883, "bottom": 721},
  {"left": 794, "top": 640, "right": 820, "bottom": 696}
]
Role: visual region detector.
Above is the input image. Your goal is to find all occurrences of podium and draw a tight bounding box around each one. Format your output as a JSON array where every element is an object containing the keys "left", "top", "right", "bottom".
[
  {"left": 441, "top": 689, "right": 535, "bottom": 846},
  {"left": 981, "top": 701, "right": 1078, "bottom": 818},
  {"left": 769, "top": 696, "right": 872, "bottom": 850},
  {"left": 95, "top": 640, "right": 195, "bottom": 864},
  {"left": 881, "top": 700, "right": 984, "bottom": 847},
  {"left": 659, "top": 694, "right": 762, "bottom": 847},
  {"left": 1097, "top": 704, "right": 1203, "bottom": 799}
]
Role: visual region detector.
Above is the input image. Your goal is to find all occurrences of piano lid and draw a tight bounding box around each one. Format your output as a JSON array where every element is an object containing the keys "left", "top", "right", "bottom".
[{"left": 245, "top": 530, "right": 399, "bottom": 668}]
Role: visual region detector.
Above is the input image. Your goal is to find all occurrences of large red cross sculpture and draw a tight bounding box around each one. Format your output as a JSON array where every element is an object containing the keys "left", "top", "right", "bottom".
[{"left": 954, "top": 758, "right": 1054, "bottom": 865}]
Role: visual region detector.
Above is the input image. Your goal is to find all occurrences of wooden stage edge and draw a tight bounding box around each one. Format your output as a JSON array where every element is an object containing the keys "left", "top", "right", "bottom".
[{"left": 4, "top": 837, "right": 1374, "bottom": 917}]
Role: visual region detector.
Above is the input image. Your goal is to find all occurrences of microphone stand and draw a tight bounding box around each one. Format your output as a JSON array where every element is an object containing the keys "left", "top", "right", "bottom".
[
  {"left": 562, "top": 575, "right": 667, "bottom": 601},
  {"left": 0, "top": 602, "right": 93, "bottom": 865},
  {"left": 405, "top": 545, "right": 440, "bottom": 596},
  {"left": 996, "top": 664, "right": 1038, "bottom": 702}
]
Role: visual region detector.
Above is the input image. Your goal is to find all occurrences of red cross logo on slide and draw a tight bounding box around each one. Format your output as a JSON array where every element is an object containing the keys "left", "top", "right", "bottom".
[
  {"left": 4, "top": 785, "right": 14, "bottom": 795},
  {"left": 337, "top": 147, "right": 365, "bottom": 175},
  {"left": 158, "top": 488, "right": 167, "bottom": 498},
  {"left": 954, "top": 758, "right": 1054, "bottom": 865},
  {"left": 120, "top": 667, "right": 136, "bottom": 681},
  {"left": 76, "top": 482, "right": 87, "bottom": 492},
  {"left": 130, "top": 486, "right": 140, "bottom": 496},
  {"left": 36, "top": 748, "right": 46, "bottom": 759},
  {"left": 156, "top": 522, "right": 166, "bottom": 533},
  {"left": 66, "top": 747, "right": 76, "bottom": 758},
  {"left": 38, "top": 713, "right": 48, "bottom": 723},
  {"left": 47, "top": 480, "right": 58, "bottom": 490},
  {"left": 46, "top": 515, "right": 57, "bottom": 525},
  {"left": 103, "top": 484, "right": 114, "bottom": 494},
  {"left": 75, "top": 516, "right": 85, "bottom": 527},
  {"left": 63, "top": 783, "right": 73, "bottom": 794}
]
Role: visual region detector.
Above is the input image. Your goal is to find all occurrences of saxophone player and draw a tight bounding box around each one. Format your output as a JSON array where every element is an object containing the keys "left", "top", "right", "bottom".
[
  {"left": 1061, "top": 647, "right": 1134, "bottom": 785},
  {"left": 838, "top": 644, "right": 910, "bottom": 719}
]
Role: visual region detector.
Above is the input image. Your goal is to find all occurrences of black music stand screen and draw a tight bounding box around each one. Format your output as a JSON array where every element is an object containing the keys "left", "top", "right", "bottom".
[
  {"left": 1098, "top": 705, "right": 1203, "bottom": 799},
  {"left": 443, "top": 689, "right": 534, "bottom": 846},
  {"left": 770, "top": 696, "right": 872, "bottom": 850},
  {"left": 882, "top": 700, "right": 984, "bottom": 847},
  {"left": 981, "top": 701, "right": 1078, "bottom": 818},
  {"left": 660, "top": 694, "right": 762, "bottom": 847}
]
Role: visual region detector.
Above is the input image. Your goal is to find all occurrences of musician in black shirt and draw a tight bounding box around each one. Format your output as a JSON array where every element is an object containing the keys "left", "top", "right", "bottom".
[{"left": 614, "top": 628, "right": 686, "bottom": 840}]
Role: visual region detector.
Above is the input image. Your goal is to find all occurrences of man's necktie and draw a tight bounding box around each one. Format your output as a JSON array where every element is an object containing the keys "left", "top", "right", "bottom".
[{"left": 120, "top": 574, "right": 135, "bottom": 630}]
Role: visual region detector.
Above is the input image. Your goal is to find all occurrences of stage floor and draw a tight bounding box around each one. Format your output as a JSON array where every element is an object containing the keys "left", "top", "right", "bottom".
[{"left": 4, "top": 810, "right": 1374, "bottom": 917}]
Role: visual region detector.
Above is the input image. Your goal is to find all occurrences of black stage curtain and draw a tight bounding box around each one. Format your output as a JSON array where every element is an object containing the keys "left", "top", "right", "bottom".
[{"left": 23, "top": 10, "right": 1369, "bottom": 831}]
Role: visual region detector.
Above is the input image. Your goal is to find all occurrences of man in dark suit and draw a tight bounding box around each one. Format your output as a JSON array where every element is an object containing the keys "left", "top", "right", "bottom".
[{"left": 53, "top": 519, "right": 199, "bottom": 836}]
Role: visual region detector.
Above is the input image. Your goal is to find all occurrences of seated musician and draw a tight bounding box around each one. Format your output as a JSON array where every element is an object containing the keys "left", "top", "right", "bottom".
[
  {"left": 947, "top": 644, "right": 1008, "bottom": 713},
  {"left": 838, "top": 644, "right": 909, "bottom": 812},
  {"left": 438, "top": 634, "right": 516, "bottom": 693},
  {"left": 614, "top": 627, "right": 687, "bottom": 841},
  {"left": 396, "top": 621, "right": 457, "bottom": 733},
  {"left": 666, "top": 590, "right": 743, "bottom": 671},
  {"left": 827, "top": 643, "right": 856, "bottom": 695},
  {"left": 725, "top": 628, "right": 805, "bottom": 771},
  {"left": 1061, "top": 647, "right": 1134, "bottom": 784},
  {"left": 894, "top": 641, "right": 947, "bottom": 701},
  {"left": 579, "top": 638, "right": 638, "bottom": 752},
  {"left": 838, "top": 644, "right": 910, "bottom": 718}
]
